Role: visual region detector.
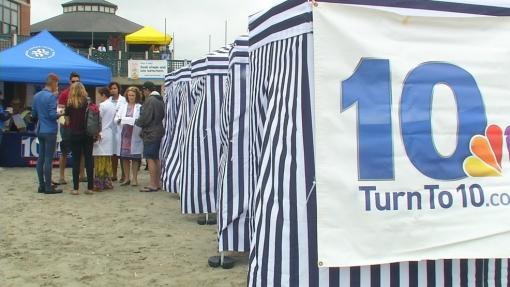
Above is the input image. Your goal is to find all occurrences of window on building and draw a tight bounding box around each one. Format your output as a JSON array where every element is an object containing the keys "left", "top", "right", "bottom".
[
  {"left": 99, "top": 6, "right": 104, "bottom": 12},
  {"left": 78, "top": 5, "right": 84, "bottom": 11},
  {"left": 71, "top": 6, "right": 76, "bottom": 11},
  {"left": 3, "top": 8, "right": 9, "bottom": 23},
  {"left": 85, "top": 5, "right": 91, "bottom": 11},
  {"left": 2, "top": 23, "right": 8, "bottom": 34},
  {"left": 92, "top": 5, "right": 98, "bottom": 12}
]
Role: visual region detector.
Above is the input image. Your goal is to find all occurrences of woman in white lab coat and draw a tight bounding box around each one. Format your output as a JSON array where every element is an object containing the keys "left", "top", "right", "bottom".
[
  {"left": 115, "top": 86, "right": 143, "bottom": 186},
  {"left": 92, "top": 87, "right": 117, "bottom": 191}
]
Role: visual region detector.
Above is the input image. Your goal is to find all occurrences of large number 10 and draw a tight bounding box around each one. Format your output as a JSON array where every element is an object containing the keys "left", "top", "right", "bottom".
[{"left": 342, "top": 59, "right": 486, "bottom": 181}]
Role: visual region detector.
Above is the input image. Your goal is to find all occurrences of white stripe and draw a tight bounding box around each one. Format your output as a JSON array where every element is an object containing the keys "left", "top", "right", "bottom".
[
  {"left": 502, "top": 259, "right": 508, "bottom": 287},
  {"left": 339, "top": 267, "right": 350, "bottom": 286},
  {"left": 467, "top": 259, "right": 476, "bottom": 287},
  {"left": 417, "top": 261, "right": 428, "bottom": 287},
  {"left": 360, "top": 266, "right": 372, "bottom": 287},
  {"left": 452, "top": 259, "right": 461, "bottom": 287},
  {"left": 380, "top": 263, "right": 391, "bottom": 287}
]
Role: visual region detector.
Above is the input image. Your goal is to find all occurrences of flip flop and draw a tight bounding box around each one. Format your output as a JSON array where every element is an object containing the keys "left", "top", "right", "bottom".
[
  {"left": 120, "top": 180, "right": 131, "bottom": 186},
  {"left": 139, "top": 187, "right": 160, "bottom": 192}
]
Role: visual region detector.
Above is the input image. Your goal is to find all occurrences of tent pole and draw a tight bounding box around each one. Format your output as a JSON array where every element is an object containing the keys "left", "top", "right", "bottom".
[
  {"left": 208, "top": 35, "right": 211, "bottom": 53},
  {"left": 224, "top": 20, "right": 227, "bottom": 47}
]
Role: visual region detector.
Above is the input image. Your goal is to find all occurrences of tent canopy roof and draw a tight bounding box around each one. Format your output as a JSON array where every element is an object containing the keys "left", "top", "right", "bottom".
[
  {"left": 0, "top": 30, "right": 111, "bottom": 85},
  {"left": 125, "top": 26, "right": 172, "bottom": 45}
]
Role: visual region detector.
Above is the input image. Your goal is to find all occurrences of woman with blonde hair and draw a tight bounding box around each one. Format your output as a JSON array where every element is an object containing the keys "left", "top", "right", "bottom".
[
  {"left": 92, "top": 87, "right": 116, "bottom": 191},
  {"left": 115, "top": 86, "right": 143, "bottom": 186},
  {"left": 65, "top": 82, "right": 94, "bottom": 195}
]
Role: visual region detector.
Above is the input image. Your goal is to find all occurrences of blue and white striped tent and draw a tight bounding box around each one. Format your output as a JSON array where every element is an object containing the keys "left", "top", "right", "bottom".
[
  {"left": 217, "top": 35, "right": 251, "bottom": 253},
  {"left": 161, "top": 66, "right": 192, "bottom": 194},
  {"left": 247, "top": 0, "right": 510, "bottom": 286},
  {"left": 180, "top": 50, "right": 230, "bottom": 214},
  {"left": 160, "top": 70, "right": 177, "bottom": 181}
]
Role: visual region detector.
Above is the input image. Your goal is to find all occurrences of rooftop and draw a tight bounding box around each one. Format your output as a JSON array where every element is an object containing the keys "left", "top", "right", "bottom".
[
  {"left": 31, "top": 11, "right": 142, "bottom": 34},
  {"left": 62, "top": 0, "right": 117, "bottom": 9}
]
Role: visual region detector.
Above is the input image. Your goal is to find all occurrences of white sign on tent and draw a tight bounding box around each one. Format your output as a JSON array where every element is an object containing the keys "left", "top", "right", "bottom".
[
  {"left": 314, "top": 3, "right": 510, "bottom": 267},
  {"left": 128, "top": 60, "right": 168, "bottom": 79}
]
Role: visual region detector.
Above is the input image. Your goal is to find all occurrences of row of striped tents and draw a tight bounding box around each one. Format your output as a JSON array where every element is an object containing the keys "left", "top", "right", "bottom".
[
  {"left": 180, "top": 50, "right": 230, "bottom": 214},
  {"left": 247, "top": 0, "right": 510, "bottom": 286},
  {"left": 162, "top": 67, "right": 192, "bottom": 194},
  {"left": 217, "top": 35, "right": 251, "bottom": 253}
]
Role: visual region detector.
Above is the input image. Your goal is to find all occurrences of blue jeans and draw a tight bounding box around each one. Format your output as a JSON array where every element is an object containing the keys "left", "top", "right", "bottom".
[
  {"left": 0, "top": 130, "right": 3, "bottom": 147},
  {"left": 36, "top": 133, "right": 57, "bottom": 191}
]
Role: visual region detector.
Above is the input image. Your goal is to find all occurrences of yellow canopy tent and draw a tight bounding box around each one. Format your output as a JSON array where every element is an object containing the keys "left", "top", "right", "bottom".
[{"left": 125, "top": 26, "right": 172, "bottom": 45}]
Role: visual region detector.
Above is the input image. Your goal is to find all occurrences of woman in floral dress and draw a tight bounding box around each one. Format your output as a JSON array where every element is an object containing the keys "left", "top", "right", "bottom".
[{"left": 115, "top": 87, "right": 143, "bottom": 186}]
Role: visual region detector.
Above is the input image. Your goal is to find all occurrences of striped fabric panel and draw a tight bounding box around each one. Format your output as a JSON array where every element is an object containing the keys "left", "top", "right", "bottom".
[
  {"left": 247, "top": 1, "right": 510, "bottom": 286},
  {"left": 160, "top": 71, "right": 177, "bottom": 180},
  {"left": 162, "top": 69, "right": 192, "bottom": 194},
  {"left": 248, "top": 32, "right": 316, "bottom": 287},
  {"left": 217, "top": 36, "right": 251, "bottom": 253},
  {"left": 180, "top": 51, "right": 229, "bottom": 214}
]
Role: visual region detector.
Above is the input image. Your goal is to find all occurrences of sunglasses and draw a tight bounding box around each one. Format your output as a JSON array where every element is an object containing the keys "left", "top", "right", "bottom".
[{"left": 71, "top": 80, "right": 80, "bottom": 83}]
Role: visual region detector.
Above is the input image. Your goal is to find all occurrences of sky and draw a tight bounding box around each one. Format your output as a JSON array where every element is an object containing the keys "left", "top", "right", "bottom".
[{"left": 31, "top": 0, "right": 283, "bottom": 61}]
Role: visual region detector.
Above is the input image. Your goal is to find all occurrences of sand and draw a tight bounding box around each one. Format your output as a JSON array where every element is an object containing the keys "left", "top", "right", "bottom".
[{"left": 0, "top": 167, "right": 248, "bottom": 287}]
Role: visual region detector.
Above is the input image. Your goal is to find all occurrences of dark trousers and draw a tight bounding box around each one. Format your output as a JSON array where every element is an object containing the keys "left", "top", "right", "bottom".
[
  {"left": 36, "top": 133, "right": 57, "bottom": 191},
  {"left": 70, "top": 136, "right": 94, "bottom": 190}
]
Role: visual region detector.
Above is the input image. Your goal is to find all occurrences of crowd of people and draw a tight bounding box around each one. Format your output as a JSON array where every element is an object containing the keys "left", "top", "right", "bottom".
[{"left": 32, "top": 72, "right": 165, "bottom": 195}]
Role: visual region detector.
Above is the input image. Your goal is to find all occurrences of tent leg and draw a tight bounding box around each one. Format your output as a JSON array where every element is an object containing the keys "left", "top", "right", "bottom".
[
  {"left": 208, "top": 252, "right": 235, "bottom": 269},
  {"left": 197, "top": 213, "right": 217, "bottom": 225}
]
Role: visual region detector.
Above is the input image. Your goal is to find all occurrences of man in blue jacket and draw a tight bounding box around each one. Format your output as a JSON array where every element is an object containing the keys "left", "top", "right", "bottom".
[{"left": 32, "top": 74, "right": 63, "bottom": 194}]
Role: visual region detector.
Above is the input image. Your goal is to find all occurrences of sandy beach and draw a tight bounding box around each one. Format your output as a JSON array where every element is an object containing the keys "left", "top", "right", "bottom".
[{"left": 0, "top": 167, "right": 248, "bottom": 287}]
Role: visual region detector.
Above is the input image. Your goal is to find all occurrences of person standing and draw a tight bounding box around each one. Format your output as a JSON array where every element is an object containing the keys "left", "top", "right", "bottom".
[
  {"left": 136, "top": 81, "right": 164, "bottom": 192},
  {"left": 92, "top": 87, "right": 116, "bottom": 191},
  {"left": 65, "top": 82, "right": 94, "bottom": 195},
  {"left": 32, "top": 74, "right": 63, "bottom": 194},
  {"left": 58, "top": 72, "right": 85, "bottom": 185},
  {"left": 108, "top": 82, "right": 126, "bottom": 182},
  {"left": 98, "top": 43, "right": 107, "bottom": 52},
  {"left": 115, "top": 87, "right": 143, "bottom": 187}
]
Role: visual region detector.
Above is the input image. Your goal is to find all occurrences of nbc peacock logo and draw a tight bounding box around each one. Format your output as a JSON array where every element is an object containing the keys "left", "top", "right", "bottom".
[{"left": 463, "top": 124, "right": 508, "bottom": 177}]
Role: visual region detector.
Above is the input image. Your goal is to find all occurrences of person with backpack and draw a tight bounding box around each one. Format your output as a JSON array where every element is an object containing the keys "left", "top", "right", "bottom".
[
  {"left": 92, "top": 87, "right": 116, "bottom": 191},
  {"left": 115, "top": 86, "right": 143, "bottom": 187},
  {"left": 64, "top": 82, "right": 95, "bottom": 195}
]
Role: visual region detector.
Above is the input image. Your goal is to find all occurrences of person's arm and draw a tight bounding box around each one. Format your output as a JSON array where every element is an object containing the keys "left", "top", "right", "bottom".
[
  {"left": 48, "top": 95, "right": 59, "bottom": 120},
  {"left": 114, "top": 103, "right": 124, "bottom": 125},
  {"left": 134, "top": 100, "right": 152, "bottom": 128}
]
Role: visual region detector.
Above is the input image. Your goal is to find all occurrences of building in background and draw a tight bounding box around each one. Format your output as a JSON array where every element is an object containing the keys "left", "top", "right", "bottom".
[
  {"left": 1, "top": 0, "right": 30, "bottom": 36},
  {"left": 29, "top": 0, "right": 188, "bottom": 88},
  {"left": 31, "top": 0, "right": 141, "bottom": 51},
  {"left": 0, "top": 0, "right": 31, "bottom": 113}
]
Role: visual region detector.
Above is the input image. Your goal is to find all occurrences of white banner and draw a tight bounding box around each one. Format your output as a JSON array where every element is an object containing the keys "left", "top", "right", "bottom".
[
  {"left": 314, "top": 4, "right": 510, "bottom": 267},
  {"left": 128, "top": 60, "right": 167, "bottom": 79}
]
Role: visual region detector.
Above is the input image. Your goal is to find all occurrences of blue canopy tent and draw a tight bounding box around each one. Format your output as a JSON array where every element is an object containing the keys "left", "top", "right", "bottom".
[{"left": 0, "top": 30, "right": 111, "bottom": 85}]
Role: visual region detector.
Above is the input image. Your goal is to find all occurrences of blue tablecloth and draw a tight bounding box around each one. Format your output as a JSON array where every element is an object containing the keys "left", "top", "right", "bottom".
[{"left": 0, "top": 132, "right": 72, "bottom": 167}]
